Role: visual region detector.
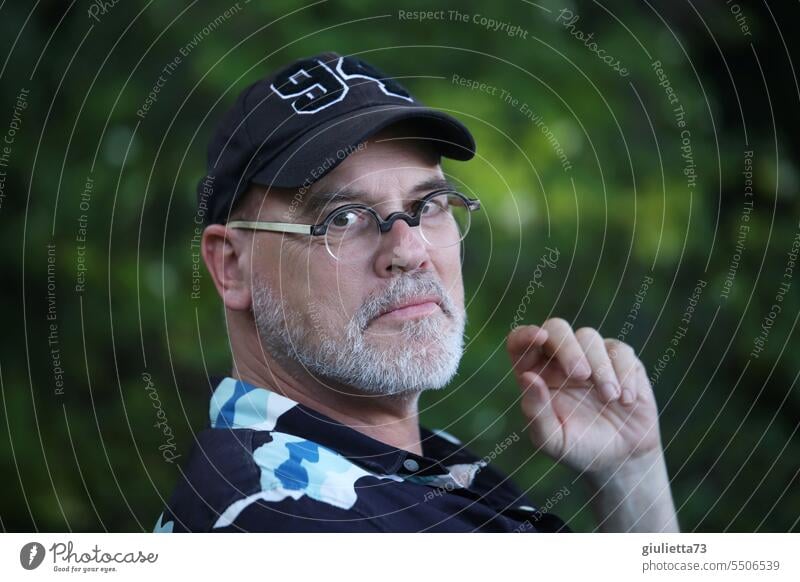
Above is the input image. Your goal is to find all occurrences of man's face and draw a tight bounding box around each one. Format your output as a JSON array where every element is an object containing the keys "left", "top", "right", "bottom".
[{"left": 245, "top": 130, "right": 467, "bottom": 396}]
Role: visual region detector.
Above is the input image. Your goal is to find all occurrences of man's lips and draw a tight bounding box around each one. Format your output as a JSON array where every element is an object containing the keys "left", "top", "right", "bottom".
[{"left": 373, "top": 295, "right": 443, "bottom": 322}]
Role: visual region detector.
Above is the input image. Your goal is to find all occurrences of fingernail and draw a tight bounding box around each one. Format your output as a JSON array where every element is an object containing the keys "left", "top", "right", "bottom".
[
  {"left": 621, "top": 388, "right": 635, "bottom": 404},
  {"left": 603, "top": 383, "right": 620, "bottom": 401}
]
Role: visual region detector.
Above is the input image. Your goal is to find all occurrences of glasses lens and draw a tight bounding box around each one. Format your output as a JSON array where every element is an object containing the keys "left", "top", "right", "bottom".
[
  {"left": 419, "top": 192, "right": 472, "bottom": 248},
  {"left": 324, "top": 206, "right": 380, "bottom": 260}
]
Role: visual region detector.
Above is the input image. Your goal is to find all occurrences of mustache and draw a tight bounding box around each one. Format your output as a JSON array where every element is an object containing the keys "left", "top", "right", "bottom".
[{"left": 357, "top": 272, "right": 454, "bottom": 329}]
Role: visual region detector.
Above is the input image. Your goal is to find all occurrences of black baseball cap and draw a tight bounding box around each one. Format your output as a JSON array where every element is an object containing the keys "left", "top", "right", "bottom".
[{"left": 196, "top": 51, "right": 476, "bottom": 225}]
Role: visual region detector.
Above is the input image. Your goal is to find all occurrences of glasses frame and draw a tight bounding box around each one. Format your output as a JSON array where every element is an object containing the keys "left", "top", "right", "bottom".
[{"left": 226, "top": 188, "right": 481, "bottom": 242}]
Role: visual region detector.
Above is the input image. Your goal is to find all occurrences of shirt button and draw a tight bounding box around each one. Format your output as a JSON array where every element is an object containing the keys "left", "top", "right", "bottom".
[{"left": 403, "top": 459, "right": 420, "bottom": 472}]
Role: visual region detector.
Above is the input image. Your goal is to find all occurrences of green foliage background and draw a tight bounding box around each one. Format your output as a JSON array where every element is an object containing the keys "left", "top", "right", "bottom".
[{"left": 1, "top": 0, "right": 797, "bottom": 532}]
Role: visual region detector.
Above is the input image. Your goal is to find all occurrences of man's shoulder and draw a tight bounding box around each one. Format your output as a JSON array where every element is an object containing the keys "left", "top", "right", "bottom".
[
  {"left": 156, "top": 428, "right": 262, "bottom": 532},
  {"left": 156, "top": 427, "right": 388, "bottom": 532}
]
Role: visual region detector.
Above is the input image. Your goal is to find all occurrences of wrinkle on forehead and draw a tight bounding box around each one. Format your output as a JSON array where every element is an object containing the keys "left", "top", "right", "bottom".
[{"left": 308, "top": 121, "right": 443, "bottom": 196}]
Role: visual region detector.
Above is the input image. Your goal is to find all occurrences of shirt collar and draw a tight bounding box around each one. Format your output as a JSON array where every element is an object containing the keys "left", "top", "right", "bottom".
[{"left": 208, "top": 376, "right": 485, "bottom": 485}]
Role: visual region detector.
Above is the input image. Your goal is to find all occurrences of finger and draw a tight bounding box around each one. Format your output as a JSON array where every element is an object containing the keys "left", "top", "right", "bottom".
[
  {"left": 507, "top": 325, "right": 549, "bottom": 377},
  {"left": 541, "top": 318, "right": 592, "bottom": 382},
  {"left": 518, "top": 371, "right": 562, "bottom": 451},
  {"left": 605, "top": 339, "right": 639, "bottom": 406},
  {"left": 635, "top": 358, "right": 656, "bottom": 407},
  {"left": 575, "top": 327, "right": 620, "bottom": 402},
  {"left": 507, "top": 325, "right": 549, "bottom": 362}
]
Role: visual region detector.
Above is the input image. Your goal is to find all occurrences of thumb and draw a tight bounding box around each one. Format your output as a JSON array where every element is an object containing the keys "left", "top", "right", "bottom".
[{"left": 519, "top": 371, "right": 563, "bottom": 453}]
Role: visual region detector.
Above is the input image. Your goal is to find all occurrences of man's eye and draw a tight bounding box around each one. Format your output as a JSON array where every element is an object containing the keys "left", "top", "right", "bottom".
[
  {"left": 331, "top": 210, "right": 359, "bottom": 229},
  {"left": 421, "top": 197, "right": 449, "bottom": 216}
]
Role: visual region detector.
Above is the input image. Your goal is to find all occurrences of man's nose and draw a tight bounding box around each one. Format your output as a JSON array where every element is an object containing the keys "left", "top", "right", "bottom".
[{"left": 373, "top": 218, "right": 431, "bottom": 275}]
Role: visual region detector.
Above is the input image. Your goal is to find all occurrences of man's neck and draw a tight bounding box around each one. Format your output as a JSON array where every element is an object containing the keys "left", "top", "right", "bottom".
[{"left": 232, "top": 343, "right": 424, "bottom": 456}]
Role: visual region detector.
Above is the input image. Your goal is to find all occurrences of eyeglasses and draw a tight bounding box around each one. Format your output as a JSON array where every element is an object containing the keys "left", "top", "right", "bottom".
[{"left": 226, "top": 189, "right": 481, "bottom": 261}]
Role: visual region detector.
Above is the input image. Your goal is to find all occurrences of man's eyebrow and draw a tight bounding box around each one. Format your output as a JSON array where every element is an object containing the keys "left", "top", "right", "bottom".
[
  {"left": 301, "top": 176, "right": 459, "bottom": 218},
  {"left": 301, "top": 188, "right": 371, "bottom": 217},
  {"left": 410, "top": 176, "right": 457, "bottom": 194}
]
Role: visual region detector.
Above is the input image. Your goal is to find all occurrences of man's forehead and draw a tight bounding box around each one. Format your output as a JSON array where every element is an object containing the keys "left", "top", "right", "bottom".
[
  {"left": 309, "top": 125, "right": 443, "bottom": 190},
  {"left": 308, "top": 162, "right": 445, "bottom": 197}
]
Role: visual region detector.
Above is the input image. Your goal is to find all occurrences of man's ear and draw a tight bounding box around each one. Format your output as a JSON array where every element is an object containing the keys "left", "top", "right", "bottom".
[{"left": 201, "top": 224, "right": 253, "bottom": 311}]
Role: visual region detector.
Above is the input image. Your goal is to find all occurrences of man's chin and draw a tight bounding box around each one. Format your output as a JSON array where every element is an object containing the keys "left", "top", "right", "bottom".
[{"left": 306, "top": 332, "right": 463, "bottom": 396}]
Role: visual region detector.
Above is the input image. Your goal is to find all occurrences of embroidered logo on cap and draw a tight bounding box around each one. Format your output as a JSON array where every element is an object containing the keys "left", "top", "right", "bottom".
[{"left": 270, "top": 56, "right": 413, "bottom": 114}]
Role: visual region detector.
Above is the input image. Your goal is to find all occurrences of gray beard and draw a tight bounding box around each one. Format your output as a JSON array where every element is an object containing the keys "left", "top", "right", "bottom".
[{"left": 251, "top": 271, "right": 465, "bottom": 396}]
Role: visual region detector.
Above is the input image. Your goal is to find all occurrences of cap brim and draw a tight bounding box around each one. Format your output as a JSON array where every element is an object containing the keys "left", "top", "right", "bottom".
[{"left": 248, "top": 104, "right": 475, "bottom": 189}]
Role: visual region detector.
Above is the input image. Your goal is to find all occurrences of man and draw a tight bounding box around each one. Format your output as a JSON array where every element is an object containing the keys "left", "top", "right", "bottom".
[{"left": 154, "top": 52, "right": 679, "bottom": 532}]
